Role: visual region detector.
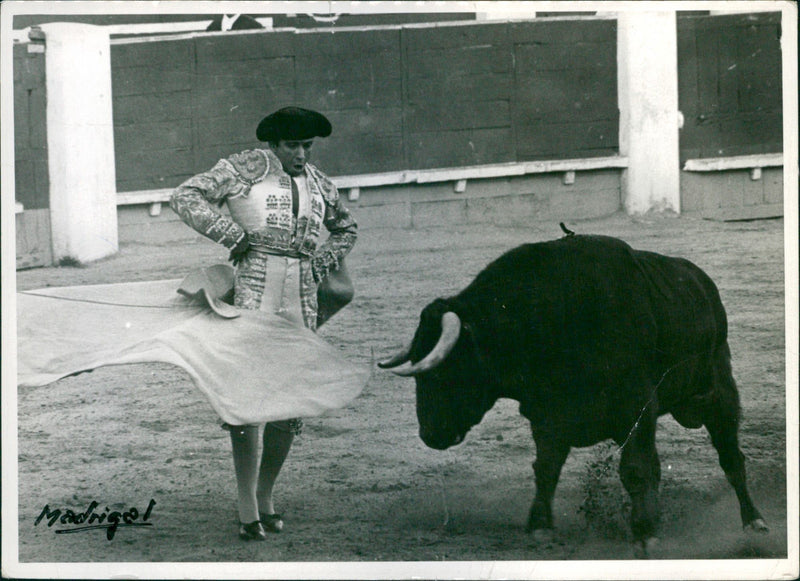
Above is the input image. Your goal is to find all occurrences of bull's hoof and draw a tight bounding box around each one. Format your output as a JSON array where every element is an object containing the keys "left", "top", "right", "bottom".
[
  {"left": 744, "top": 518, "right": 769, "bottom": 534},
  {"left": 632, "top": 536, "right": 659, "bottom": 559},
  {"left": 531, "top": 528, "right": 554, "bottom": 543}
]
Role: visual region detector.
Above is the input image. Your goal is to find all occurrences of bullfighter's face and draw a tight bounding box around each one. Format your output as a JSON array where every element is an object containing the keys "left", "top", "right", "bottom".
[{"left": 271, "top": 139, "right": 314, "bottom": 176}]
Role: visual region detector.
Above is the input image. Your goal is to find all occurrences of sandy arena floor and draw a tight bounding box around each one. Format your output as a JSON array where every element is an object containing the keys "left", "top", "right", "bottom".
[{"left": 13, "top": 212, "right": 790, "bottom": 571}]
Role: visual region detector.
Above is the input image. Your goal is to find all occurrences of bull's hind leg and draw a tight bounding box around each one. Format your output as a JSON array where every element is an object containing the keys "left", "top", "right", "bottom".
[
  {"left": 617, "top": 403, "right": 661, "bottom": 553},
  {"left": 527, "top": 431, "right": 570, "bottom": 538},
  {"left": 703, "top": 345, "right": 768, "bottom": 533}
]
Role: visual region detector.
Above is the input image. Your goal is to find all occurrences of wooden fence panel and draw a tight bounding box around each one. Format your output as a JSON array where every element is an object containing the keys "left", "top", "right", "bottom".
[
  {"left": 111, "top": 38, "right": 195, "bottom": 191},
  {"left": 403, "top": 23, "right": 516, "bottom": 169},
  {"left": 14, "top": 43, "right": 52, "bottom": 269},
  {"left": 294, "top": 29, "right": 404, "bottom": 175},
  {"left": 191, "top": 31, "right": 296, "bottom": 171},
  {"left": 13, "top": 44, "right": 49, "bottom": 210},
  {"left": 110, "top": 20, "right": 621, "bottom": 192},
  {"left": 677, "top": 11, "right": 782, "bottom": 161},
  {"left": 511, "top": 19, "right": 619, "bottom": 161}
]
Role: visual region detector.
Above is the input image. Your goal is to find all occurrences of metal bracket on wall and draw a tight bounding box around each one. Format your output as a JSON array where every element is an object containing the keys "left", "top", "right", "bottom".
[
  {"left": 562, "top": 170, "right": 576, "bottom": 185},
  {"left": 453, "top": 179, "right": 467, "bottom": 193},
  {"left": 149, "top": 202, "right": 162, "bottom": 217},
  {"left": 347, "top": 187, "right": 360, "bottom": 202}
]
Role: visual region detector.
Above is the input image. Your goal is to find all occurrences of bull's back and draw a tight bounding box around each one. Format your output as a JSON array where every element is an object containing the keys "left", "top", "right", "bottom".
[
  {"left": 632, "top": 249, "right": 728, "bottom": 356},
  {"left": 452, "top": 235, "right": 726, "bottom": 378},
  {"left": 451, "top": 237, "right": 657, "bottom": 382},
  {"left": 458, "top": 235, "right": 654, "bottom": 324}
]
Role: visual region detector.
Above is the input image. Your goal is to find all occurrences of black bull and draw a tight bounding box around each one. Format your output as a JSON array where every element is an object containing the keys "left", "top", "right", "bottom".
[{"left": 379, "top": 233, "right": 768, "bottom": 548}]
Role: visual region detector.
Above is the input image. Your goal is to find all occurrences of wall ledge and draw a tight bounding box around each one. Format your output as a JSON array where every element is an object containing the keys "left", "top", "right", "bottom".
[
  {"left": 117, "top": 156, "right": 629, "bottom": 206},
  {"left": 683, "top": 153, "right": 783, "bottom": 172}
]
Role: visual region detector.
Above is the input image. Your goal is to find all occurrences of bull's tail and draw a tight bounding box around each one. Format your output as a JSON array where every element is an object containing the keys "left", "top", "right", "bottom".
[{"left": 559, "top": 222, "right": 576, "bottom": 236}]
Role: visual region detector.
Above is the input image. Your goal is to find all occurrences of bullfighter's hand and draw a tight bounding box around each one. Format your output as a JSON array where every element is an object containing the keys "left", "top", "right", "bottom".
[{"left": 228, "top": 237, "right": 251, "bottom": 267}]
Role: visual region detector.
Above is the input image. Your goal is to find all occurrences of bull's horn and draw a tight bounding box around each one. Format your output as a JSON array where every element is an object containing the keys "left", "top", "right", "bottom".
[
  {"left": 377, "top": 342, "right": 412, "bottom": 369},
  {"left": 390, "top": 312, "right": 461, "bottom": 377}
]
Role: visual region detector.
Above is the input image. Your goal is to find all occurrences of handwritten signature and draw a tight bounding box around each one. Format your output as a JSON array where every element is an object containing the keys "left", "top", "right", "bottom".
[{"left": 35, "top": 499, "right": 156, "bottom": 540}]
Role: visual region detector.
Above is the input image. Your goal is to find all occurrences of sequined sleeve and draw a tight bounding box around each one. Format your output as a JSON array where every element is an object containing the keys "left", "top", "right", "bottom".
[
  {"left": 169, "top": 159, "right": 247, "bottom": 249},
  {"left": 309, "top": 173, "right": 358, "bottom": 283}
]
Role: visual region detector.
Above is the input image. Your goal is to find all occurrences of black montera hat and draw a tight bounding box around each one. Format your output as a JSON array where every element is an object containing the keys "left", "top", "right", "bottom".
[{"left": 256, "top": 107, "right": 332, "bottom": 142}]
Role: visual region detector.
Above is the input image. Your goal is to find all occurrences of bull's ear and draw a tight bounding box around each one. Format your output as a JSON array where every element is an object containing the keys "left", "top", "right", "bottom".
[
  {"left": 422, "top": 298, "right": 451, "bottom": 317},
  {"left": 418, "top": 298, "right": 455, "bottom": 333},
  {"left": 455, "top": 319, "right": 483, "bottom": 365}
]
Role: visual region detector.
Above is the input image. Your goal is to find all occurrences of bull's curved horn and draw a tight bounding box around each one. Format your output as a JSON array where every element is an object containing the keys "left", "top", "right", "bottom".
[
  {"left": 377, "top": 342, "right": 412, "bottom": 369},
  {"left": 390, "top": 312, "right": 461, "bottom": 377}
]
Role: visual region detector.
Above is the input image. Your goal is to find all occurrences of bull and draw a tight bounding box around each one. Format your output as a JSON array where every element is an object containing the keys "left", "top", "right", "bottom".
[{"left": 379, "top": 231, "right": 768, "bottom": 553}]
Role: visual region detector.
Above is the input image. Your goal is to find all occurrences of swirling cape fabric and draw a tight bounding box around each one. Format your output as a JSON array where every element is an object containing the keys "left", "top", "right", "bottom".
[{"left": 17, "top": 279, "right": 369, "bottom": 425}]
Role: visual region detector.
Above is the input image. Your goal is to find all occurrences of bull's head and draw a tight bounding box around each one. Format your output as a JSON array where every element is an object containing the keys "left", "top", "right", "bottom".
[{"left": 379, "top": 299, "right": 496, "bottom": 450}]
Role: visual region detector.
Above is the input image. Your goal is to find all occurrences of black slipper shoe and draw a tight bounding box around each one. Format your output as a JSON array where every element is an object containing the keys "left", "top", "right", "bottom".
[
  {"left": 259, "top": 512, "right": 284, "bottom": 533},
  {"left": 239, "top": 520, "right": 267, "bottom": 541}
]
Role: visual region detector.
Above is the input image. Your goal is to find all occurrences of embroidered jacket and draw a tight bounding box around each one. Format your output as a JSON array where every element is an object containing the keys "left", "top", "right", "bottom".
[{"left": 170, "top": 148, "right": 357, "bottom": 329}]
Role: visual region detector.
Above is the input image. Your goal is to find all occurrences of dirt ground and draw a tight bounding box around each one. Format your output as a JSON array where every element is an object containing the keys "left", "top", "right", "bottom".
[{"left": 13, "top": 212, "right": 791, "bottom": 573}]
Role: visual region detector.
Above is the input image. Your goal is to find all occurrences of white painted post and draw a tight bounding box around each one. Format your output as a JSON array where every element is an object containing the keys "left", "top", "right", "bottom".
[
  {"left": 41, "top": 23, "right": 118, "bottom": 263},
  {"left": 617, "top": 12, "right": 681, "bottom": 214}
]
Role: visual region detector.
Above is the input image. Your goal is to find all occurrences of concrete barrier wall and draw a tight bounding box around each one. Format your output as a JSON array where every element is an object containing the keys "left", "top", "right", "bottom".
[{"left": 680, "top": 167, "right": 783, "bottom": 220}]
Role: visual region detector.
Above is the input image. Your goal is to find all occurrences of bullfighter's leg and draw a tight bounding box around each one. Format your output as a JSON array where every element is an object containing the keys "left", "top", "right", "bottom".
[
  {"left": 230, "top": 424, "right": 262, "bottom": 523},
  {"left": 527, "top": 431, "right": 570, "bottom": 536},
  {"left": 256, "top": 422, "right": 294, "bottom": 518},
  {"left": 703, "top": 345, "right": 768, "bottom": 532},
  {"left": 617, "top": 403, "right": 661, "bottom": 548}
]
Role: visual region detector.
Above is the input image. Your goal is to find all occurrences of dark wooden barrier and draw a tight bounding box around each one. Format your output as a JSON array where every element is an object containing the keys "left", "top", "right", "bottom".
[
  {"left": 13, "top": 43, "right": 49, "bottom": 210},
  {"left": 13, "top": 13, "right": 785, "bottom": 199},
  {"left": 110, "top": 18, "right": 619, "bottom": 193},
  {"left": 13, "top": 42, "right": 52, "bottom": 269},
  {"left": 677, "top": 11, "right": 782, "bottom": 161}
]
